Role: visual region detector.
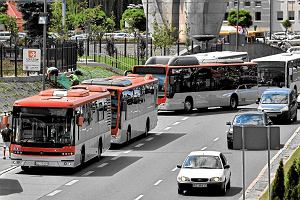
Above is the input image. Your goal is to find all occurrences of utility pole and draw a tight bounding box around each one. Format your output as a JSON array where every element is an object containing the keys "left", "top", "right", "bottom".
[
  {"left": 269, "top": 0, "right": 272, "bottom": 40},
  {"left": 146, "top": 0, "right": 149, "bottom": 59},
  {"left": 235, "top": 0, "right": 240, "bottom": 51},
  {"left": 41, "top": 0, "right": 47, "bottom": 90}
]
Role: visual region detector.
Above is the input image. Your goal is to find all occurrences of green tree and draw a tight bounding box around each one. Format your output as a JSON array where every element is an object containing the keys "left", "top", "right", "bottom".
[
  {"left": 120, "top": 8, "right": 145, "bottom": 31},
  {"left": 152, "top": 18, "right": 177, "bottom": 53},
  {"left": 282, "top": 19, "right": 292, "bottom": 34},
  {"left": 227, "top": 9, "right": 253, "bottom": 28},
  {"left": 285, "top": 160, "right": 299, "bottom": 199},
  {"left": 272, "top": 159, "right": 285, "bottom": 200}
]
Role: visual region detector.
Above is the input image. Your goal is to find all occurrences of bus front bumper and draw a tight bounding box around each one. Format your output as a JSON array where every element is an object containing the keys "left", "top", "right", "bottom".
[{"left": 11, "top": 156, "right": 76, "bottom": 168}]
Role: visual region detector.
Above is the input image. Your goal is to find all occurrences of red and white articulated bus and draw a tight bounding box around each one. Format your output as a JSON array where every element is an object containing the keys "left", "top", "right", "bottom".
[
  {"left": 8, "top": 86, "right": 111, "bottom": 170},
  {"left": 81, "top": 74, "right": 158, "bottom": 145},
  {"left": 131, "top": 60, "right": 259, "bottom": 112}
]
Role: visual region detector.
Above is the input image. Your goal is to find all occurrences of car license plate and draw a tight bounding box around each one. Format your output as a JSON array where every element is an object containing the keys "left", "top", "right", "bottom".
[
  {"left": 35, "top": 161, "right": 49, "bottom": 166},
  {"left": 193, "top": 183, "right": 207, "bottom": 188}
]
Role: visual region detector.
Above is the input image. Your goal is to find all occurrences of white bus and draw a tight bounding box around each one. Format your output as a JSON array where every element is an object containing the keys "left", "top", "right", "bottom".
[
  {"left": 82, "top": 74, "right": 158, "bottom": 144},
  {"left": 8, "top": 86, "right": 111, "bottom": 170},
  {"left": 132, "top": 60, "right": 259, "bottom": 112},
  {"left": 252, "top": 52, "right": 300, "bottom": 95}
]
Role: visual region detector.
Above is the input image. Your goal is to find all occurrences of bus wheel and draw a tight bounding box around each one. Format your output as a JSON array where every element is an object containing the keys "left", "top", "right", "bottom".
[
  {"left": 229, "top": 96, "right": 238, "bottom": 109},
  {"left": 97, "top": 139, "right": 102, "bottom": 161},
  {"left": 80, "top": 147, "right": 85, "bottom": 167},
  {"left": 145, "top": 120, "right": 150, "bottom": 137},
  {"left": 126, "top": 128, "right": 131, "bottom": 143},
  {"left": 184, "top": 97, "right": 193, "bottom": 113},
  {"left": 21, "top": 166, "right": 30, "bottom": 172}
]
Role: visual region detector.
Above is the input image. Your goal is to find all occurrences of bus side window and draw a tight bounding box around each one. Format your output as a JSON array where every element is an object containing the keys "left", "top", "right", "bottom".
[
  {"left": 133, "top": 87, "right": 142, "bottom": 104},
  {"left": 97, "top": 101, "right": 104, "bottom": 121}
]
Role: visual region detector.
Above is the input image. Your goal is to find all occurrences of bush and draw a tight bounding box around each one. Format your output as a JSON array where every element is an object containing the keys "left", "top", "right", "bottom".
[
  {"left": 285, "top": 160, "right": 299, "bottom": 199},
  {"left": 272, "top": 159, "right": 285, "bottom": 200}
]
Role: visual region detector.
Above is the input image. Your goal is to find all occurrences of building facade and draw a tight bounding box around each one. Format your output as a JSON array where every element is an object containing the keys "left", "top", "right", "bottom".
[{"left": 224, "top": 0, "right": 300, "bottom": 33}]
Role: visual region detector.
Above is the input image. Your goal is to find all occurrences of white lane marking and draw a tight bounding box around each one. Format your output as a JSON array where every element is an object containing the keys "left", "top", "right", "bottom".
[
  {"left": 172, "top": 122, "right": 181, "bottom": 125},
  {"left": 65, "top": 180, "right": 79, "bottom": 186},
  {"left": 171, "top": 167, "right": 178, "bottom": 172},
  {"left": 123, "top": 150, "right": 132, "bottom": 154},
  {"left": 97, "top": 163, "right": 108, "bottom": 168},
  {"left": 111, "top": 156, "right": 120, "bottom": 161},
  {"left": 164, "top": 127, "right": 171, "bottom": 130},
  {"left": 145, "top": 137, "right": 154, "bottom": 141},
  {"left": 0, "top": 166, "right": 18, "bottom": 176},
  {"left": 154, "top": 180, "right": 163, "bottom": 186},
  {"left": 46, "top": 190, "right": 62, "bottom": 196},
  {"left": 82, "top": 171, "right": 94, "bottom": 176},
  {"left": 182, "top": 117, "right": 189, "bottom": 121},
  {"left": 201, "top": 147, "right": 207, "bottom": 151},
  {"left": 134, "top": 194, "right": 144, "bottom": 200},
  {"left": 155, "top": 132, "right": 163, "bottom": 135},
  {"left": 135, "top": 143, "right": 144, "bottom": 148},
  {"left": 213, "top": 137, "right": 219, "bottom": 142}
]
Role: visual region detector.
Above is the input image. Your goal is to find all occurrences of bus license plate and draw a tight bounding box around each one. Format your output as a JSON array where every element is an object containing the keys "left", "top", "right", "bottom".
[
  {"left": 193, "top": 183, "right": 207, "bottom": 188},
  {"left": 35, "top": 161, "right": 49, "bottom": 166}
]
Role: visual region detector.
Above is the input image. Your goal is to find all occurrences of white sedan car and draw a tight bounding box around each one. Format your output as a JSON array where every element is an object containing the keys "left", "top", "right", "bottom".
[{"left": 177, "top": 151, "right": 231, "bottom": 195}]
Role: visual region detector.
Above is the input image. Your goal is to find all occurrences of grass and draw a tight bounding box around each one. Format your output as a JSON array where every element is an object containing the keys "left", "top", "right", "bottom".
[
  {"left": 77, "top": 65, "right": 116, "bottom": 80},
  {"left": 259, "top": 146, "right": 300, "bottom": 200}
]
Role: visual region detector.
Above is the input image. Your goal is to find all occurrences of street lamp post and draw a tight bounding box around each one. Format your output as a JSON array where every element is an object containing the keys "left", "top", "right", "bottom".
[
  {"left": 39, "top": 0, "right": 47, "bottom": 90},
  {"left": 235, "top": 0, "right": 240, "bottom": 51},
  {"left": 146, "top": 0, "right": 149, "bottom": 59}
]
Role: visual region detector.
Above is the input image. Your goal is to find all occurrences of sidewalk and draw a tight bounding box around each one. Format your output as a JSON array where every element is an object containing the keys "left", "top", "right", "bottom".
[
  {"left": 0, "top": 137, "right": 13, "bottom": 175},
  {"left": 243, "top": 127, "right": 300, "bottom": 199}
]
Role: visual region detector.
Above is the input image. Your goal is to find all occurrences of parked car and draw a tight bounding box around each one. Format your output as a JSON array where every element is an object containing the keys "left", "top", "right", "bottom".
[
  {"left": 177, "top": 151, "right": 231, "bottom": 195},
  {"left": 225, "top": 110, "right": 272, "bottom": 149},
  {"left": 0, "top": 31, "right": 11, "bottom": 41},
  {"left": 257, "top": 88, "right": 297, "bottom": 123},
  {"left": 287, "top": 46, "right": 300, "bottom": 53},
  {"left": 70, "top": 33, "right": 88, "bottom": 41}
]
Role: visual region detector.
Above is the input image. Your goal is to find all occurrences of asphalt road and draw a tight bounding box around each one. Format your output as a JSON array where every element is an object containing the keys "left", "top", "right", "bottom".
[{"left": 0, "top": 106, "right": 299, "bottom": 200}]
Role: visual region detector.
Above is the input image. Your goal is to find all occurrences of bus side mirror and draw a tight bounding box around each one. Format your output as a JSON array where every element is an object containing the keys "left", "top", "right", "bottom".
[
  {"left": 2, "top": 115, "right": 8, "bottom": 125},
  {"left": 77, "top": 115, "right": 84, "bottom": 127}
]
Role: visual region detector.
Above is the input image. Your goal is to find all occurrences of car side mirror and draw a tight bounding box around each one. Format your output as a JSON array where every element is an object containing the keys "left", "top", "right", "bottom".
[
  {"left": 226, "top": 121, "right": 231, "bottom": 126},
  {"left": 267, "top": 121, "right": 273, "bottom": 125},
  {"left": 224, "top": 164, "right": 230, "bottom": 169},
  {"left": 256, "top": 99, "right": 260, "bottom": 104},
  {"left": 177, "top": 165, "right": 182, "bottom": 168}
]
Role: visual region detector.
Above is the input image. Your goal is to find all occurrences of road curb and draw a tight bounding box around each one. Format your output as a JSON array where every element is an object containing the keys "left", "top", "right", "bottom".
[{"left": 241, "top": 126, "right": 300, "bottom": 200}]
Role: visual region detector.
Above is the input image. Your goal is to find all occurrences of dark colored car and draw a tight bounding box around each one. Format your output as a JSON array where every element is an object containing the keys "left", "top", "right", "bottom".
[{"left": 226, "top": 110, "right": 273, "bottom": 149}]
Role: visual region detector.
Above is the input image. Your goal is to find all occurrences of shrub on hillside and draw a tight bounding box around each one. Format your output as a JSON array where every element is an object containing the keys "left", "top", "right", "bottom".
[
  {"left": 285, "top": 159, "right": 299, "bottom": 199},
  {"left": 272, "top": 159, "right": 285, "bottom": 200}
]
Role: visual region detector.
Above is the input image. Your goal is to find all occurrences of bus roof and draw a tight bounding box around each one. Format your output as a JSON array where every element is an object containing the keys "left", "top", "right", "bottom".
[
  {"left": 145, "top": 56, "right": 173, "bottom": 65},
  {"left": 14, "top": 86, "right": 110, "bottom": 108},
  {"left": 252, "top": 53, "right": 300, "bottom": 62},
  {"left": 81, "top": 74, "right": 158, "bottom": 91}
]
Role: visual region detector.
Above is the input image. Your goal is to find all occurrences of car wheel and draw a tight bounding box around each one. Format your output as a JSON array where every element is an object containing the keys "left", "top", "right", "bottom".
[
  {"left": 229, "top": 96, "right": 238, "bottom": 109},
  {"left": 227, "top": 141, "right": 233, "bottom": 149},
  {"left": 227, "top": 179, "right": 231, "bottom": 190},
  {"left": 184, "top": 98, "right": 193, "bottom": 113},
  {"left": 220, "top": 181, "right": 227, "bottom": 195},
  {"left": 293, "top": 110, "right": 297, "bottom": 122},
  {"left": 178, "top": 187, "right": 184, "bottom": 195}
]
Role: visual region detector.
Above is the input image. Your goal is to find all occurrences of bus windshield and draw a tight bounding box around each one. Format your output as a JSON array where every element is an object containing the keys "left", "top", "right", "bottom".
[
  {"left": 257, "top": 61, "right": 285, "bottom": 87},
  {"left": 133, "top": 66, "right": 166, "bottom": 97},
  {"left": 12, "top": 107, "right": 74, "bottom": 147}
]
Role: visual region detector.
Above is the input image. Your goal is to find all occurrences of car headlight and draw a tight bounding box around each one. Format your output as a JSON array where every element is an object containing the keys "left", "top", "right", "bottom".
[
  {"left": 210, "top": 177, "right": 223, "bottom": 182},
  {"left": 280, "top": 106, "right": 289, "bottom": 112},
  {"left": 177, "top": 176, "right": 191, "bottom": 183}
]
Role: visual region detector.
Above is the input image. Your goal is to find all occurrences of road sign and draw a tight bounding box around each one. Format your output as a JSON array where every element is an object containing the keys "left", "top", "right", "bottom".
[{"left": 23, "top": 49, "right": 41, "bottom": 71}]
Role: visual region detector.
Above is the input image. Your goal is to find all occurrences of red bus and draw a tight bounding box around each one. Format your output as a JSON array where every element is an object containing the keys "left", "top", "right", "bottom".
[
  {"left": 81, "top": 74, "right": 158, "bottom": 144},
  {"left": 7, "top": 86, "right": 111, "bottom": 170}
]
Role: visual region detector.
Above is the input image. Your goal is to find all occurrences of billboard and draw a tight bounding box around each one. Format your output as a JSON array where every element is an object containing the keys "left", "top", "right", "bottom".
[{"left": 23, "top": 49, "right": 41, "bottom": 71}]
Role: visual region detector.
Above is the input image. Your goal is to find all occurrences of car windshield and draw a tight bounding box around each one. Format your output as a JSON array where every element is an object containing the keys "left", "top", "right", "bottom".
[
  {"left": 233, "top": 114, "right": 265, "bottom": 125},
  {"left": 261, "top": 93, "right": 288, "bottom": 104},
  {"left": 183, "top": 155, "right": 222, "bottom": 169}
]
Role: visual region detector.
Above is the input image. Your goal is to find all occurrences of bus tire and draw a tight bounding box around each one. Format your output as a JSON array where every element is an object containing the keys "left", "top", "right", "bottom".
[
  {"left": 184, "top": 97, "right": 193, "bottom": 113},
  {"left": 21, "top": 166, "right": 30, "bottom": 172},
  {"left": 126, "top": 127, "right": 131, "bottom": 143},
  {"left": 80, "top": 147, "right": 85, "bottom": 167},
  {"left": 229, "top": 95, "right": 238, "bottom": 109},
  {"left": 145, "top": 119, "right": 150, "bottom": 137},
  {"left": 97, "top": 139, "right": 102, "bottom": 161}
]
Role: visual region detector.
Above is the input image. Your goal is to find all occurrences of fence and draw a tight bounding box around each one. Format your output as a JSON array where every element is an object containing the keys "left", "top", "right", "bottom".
[
  {"left": 79, "top": 37, "right": 222, "bottom": 71},
  {"left": 0, "top": 40, "right": 77, "bottom": 77}
]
